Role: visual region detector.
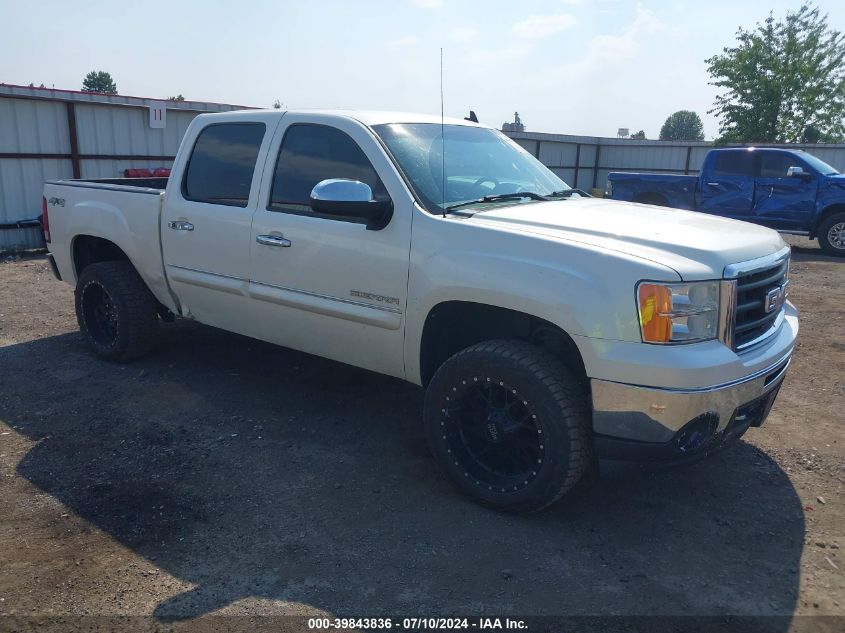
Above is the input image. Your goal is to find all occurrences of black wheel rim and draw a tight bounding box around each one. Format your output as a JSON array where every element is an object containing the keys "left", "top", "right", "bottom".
[
  {"left": 441, "top": 378, "right": 544, "bottom": 492},
  {"left": 82, "top": 282, "right": 118, "bottom": 346}
]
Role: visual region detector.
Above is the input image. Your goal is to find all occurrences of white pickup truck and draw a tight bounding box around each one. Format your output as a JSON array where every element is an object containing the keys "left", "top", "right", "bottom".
[{"left": 42, "top": 109, "right": 798, "bottom": 512}]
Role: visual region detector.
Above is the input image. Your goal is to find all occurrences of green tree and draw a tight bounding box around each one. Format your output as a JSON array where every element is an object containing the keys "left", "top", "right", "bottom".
[
  {"left": 81, "top": 70, "right": 117, "bottom": 95},
  {"left": 659, "top": 111, "right": 705, "bottom": 141},
  {"left": 630, "top": 130, "right": 647, "bottom": 140},
  {"left": 167, "top": 94, "right": 185, "bottom": 102},
  {"left": 706, "top": 4, "right": 845, "bottom": 143}
]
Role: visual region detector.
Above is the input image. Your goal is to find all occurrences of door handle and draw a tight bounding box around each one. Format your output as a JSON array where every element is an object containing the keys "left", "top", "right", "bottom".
[
  {"left": 167, "top": 220, "right": 194, "bottom": 231},
  {"left": 256, "top": 234, "right": 292, "bottom": 248},
  {"left": 706, "top": 182, "right": 721, "bottom": 187}
]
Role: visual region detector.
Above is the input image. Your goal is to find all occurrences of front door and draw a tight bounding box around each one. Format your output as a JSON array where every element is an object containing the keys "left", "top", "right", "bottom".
[{"left": 247, "top": 115, "right": 412, "bottom": 379}]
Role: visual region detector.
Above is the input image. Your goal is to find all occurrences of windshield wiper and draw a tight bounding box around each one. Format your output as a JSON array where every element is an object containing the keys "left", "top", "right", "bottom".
[
  {"left": 547, "top": 188, "right": 592, "bottom": 198},
  {"left": 444, "top": 192, "right": 548, "bottom": 212}
]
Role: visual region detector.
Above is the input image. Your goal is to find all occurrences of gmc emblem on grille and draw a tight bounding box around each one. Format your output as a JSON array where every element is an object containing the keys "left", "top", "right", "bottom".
[{"left": 765, "top": 283, "right": 788, "bottom": 314}]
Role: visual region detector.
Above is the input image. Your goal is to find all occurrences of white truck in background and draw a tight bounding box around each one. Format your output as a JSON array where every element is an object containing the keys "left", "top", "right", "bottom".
[{"left": 42, "top": 109, "right": 798, "bottom": 512}]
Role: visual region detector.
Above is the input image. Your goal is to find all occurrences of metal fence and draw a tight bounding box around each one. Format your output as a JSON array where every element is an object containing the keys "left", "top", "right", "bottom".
[
  {"left": 4, "top": 88, "right": 845, "bottom": 252},
  {"left": 504, "top": 130, "right": 845, "bottom": 193},
  {"left": 0, "top": 84, "right": 247, "bottom": 251}
]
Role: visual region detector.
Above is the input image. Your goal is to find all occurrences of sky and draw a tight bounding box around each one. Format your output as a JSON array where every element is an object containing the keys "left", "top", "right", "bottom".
[{"left": 1, "top": 0, "right": 843, "bottom": 139}]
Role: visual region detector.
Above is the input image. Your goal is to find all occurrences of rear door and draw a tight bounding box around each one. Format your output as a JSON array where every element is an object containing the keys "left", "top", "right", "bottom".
[
  {"left": 752, "top": 151, "right": 817, "bottom": 230},
  {"left": 246, "top": 114, "right": 413, "bottom": 379},
  {"left": 697, "top": 151, "right": 756, "bottom": 219},
  {"left": 161, "top": 115, "right": 277, "bottom": 329}
]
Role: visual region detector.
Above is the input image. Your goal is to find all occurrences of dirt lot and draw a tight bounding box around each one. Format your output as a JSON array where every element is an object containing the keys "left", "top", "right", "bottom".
[{"left": 0, "top": 236, "right": 843, "bottom": 630}]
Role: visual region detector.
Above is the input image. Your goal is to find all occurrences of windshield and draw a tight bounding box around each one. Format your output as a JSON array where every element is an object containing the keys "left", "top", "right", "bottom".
[
  {"left": 800, "top": 152, "right": 839, "bottom": 176},
  {"left": 372, "top": 123, "right": 571, "bottom": 213}
]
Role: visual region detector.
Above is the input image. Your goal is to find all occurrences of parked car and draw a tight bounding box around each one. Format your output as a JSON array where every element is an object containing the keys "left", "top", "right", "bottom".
[
  {"left": 42, "top": 110, "right": 797, "bottom": 512},
  {"left": 606, "top": 147, "right": 845, "bottom": 256}
]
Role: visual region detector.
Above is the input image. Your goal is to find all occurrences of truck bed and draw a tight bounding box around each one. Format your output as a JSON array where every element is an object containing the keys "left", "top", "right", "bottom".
[
  {"left": 50, "top": 176, "right": 169, "bottom": 191},
  {"left": 43, "top": 177, "right": 172, "bottom": 311},
  {"left": 607, "top": 172, "right": 698, "bottom": 210}
]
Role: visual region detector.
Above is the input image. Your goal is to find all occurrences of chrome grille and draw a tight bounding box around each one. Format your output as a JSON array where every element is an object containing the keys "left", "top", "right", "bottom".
[{"left": 732, "top": 258, "right": 789, "bottom": 350}]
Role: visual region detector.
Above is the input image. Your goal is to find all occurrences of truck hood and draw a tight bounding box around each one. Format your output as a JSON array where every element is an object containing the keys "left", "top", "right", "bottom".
[{"left": 468, "top": 198, "right": 787, "bottom": 280}]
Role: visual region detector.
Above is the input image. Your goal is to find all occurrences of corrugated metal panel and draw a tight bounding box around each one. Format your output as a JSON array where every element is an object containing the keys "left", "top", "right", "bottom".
[
  {"left": 539, "top": 141, "right": 578, "bottom": 167},
  {"left": 512, "top": 139, "right": 537, "bottom": 155},
  {"left": 0, "top": 98, "right": 70, "bottom": 153},
  {"left": 689, "top": 146, "right": 711, "bottom": 172},
  {"left": 803, "top": 146, "right": 845, "bottom": 171},
  {"left": 549, "top": 168, "right": 576, "bottom": 184},
  {"left": 75, "top": 104, "right": 194, "bottom": 156},
  {"left": 0, "top": 226, "right": 43, "bottom": 251},
  {"left": 576, "top": 168, "right": 595, "bottom": 191},
  {"left": 600, "top": 144, "right": 689, "bottom": 171},
  {"left": 0, "top": 87, "right": 249, "bottom": 251},
  {"left": 0, "top": 158, "right": 71, "bottom": 250}
]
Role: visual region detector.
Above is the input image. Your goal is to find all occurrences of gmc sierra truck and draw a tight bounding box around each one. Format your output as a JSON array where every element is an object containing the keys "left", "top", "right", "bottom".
[
  {"left": 42, "top": 110, "right": 798, "bottom": 512},
  {"left": 607, "top": 147, "right": 845, "bottom": 256}
]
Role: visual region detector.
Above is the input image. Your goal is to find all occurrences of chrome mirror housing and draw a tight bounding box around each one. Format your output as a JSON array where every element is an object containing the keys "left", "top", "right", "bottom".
[
  {"left": 310, "top": 179, "right": 373, "bottom": 203},
  {"left": 309, "top": 179, "right": 392, "bottom": 230}
]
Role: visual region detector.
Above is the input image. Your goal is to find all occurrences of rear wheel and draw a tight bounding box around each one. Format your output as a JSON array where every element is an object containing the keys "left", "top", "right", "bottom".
[
  {"left": 818, "top": 212, "right": 845, "bottom": 257},
  {"left": 75, "top": 261, "right": 159, "bottom": 361},
  {"left": 423, "top": 340, "right": 592, "bottom": 513}
]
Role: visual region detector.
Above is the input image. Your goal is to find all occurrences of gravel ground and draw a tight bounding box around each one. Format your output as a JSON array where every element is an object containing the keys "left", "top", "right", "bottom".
[{"left": 0, "top": 236, "right": 843, "bottom": 631}]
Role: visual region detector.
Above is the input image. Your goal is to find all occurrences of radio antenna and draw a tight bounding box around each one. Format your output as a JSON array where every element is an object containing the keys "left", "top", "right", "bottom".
[{"left": 440, "top": 47, "right": 446, "bottom": 219}]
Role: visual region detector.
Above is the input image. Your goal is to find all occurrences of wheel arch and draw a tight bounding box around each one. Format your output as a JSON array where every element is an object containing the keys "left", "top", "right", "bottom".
[
  {"left": 417, "top": 300, "right": 587, "bottom": 388},
  {"left": 71, "top": 234, "right": 132, "bottom": 279},
  {"left": 812, "top": 203, "right": 845, "bottom": 239}
]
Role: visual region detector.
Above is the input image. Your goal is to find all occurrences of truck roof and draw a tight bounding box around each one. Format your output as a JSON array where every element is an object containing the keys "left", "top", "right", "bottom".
[
  {"left": 193, "top": 109, "right": 485, "bottom": 128},
  {"left": 710, "top": 146, "right": 807, "bottom": 154}
]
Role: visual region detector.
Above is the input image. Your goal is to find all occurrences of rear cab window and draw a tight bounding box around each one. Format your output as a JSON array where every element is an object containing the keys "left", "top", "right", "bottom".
[
  {"left": 182, "top": 123, "right": 266, "bottom": 207},
  {"left": 711, "top": 151, "right": 755, "bottom": 177}
]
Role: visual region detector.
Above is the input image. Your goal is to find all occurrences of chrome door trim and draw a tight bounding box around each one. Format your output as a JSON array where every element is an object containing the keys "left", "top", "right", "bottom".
[
  {"left": 167, "top": 265, "right": 247, "bottom": 295},
  {"left": 248, "top": 280, "right": 402, "bottom": 330},
  {"left": 166, "top": 265, "right": 402, "bottom": 327}
]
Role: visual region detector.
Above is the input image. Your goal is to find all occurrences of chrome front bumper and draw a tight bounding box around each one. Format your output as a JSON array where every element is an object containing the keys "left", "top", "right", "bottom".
[{"left": 591, "top": 354, "right": 791, "bottom": 451}]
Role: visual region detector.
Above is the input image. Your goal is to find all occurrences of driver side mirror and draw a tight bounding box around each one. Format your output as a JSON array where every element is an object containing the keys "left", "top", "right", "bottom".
[
  {"left": 309, "top": 179, "right": 393, "bottom": 230},
  {"left": 787, "top": 166, "right": 811, "bottom": 180}
]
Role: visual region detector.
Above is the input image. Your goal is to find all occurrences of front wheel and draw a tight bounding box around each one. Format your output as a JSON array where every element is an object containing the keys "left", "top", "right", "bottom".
[
  {"left": 818, "top": 212, "right": 845, "bottom": 257},
  {"left": 423, "top": 340, "right": 593, "bottom": 513},
  {"left": 75, "top": 261, "right": 159, "bottom": 361}
]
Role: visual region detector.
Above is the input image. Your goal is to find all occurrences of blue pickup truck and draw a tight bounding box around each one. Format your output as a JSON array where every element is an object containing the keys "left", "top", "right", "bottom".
[{"left": 607, "top": 147, "right": 845, "bottom": 256}]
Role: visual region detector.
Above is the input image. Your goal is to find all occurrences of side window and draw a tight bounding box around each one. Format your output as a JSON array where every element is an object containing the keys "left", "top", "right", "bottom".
[
  {"left": 711, "top": 152, "right": 754, "bottom": 177},
  {"left": 269, "top": 124, "right": 387, "bottom": 216},
  {"left": 182, "top": 123, "right": 266, "bottom": 207},
  {"left": 760, "top": 153, "right": 801, "bottom": 178}
]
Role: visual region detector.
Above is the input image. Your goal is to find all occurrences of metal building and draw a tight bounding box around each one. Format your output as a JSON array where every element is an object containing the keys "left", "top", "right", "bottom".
[{"left": 0, "top": 84, "right": 248, "bottom": 251}]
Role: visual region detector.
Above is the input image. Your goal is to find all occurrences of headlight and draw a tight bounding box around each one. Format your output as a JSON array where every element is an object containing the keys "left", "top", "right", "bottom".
[{"left": 637, "top": 281, "right": 720, "bottom": 344}]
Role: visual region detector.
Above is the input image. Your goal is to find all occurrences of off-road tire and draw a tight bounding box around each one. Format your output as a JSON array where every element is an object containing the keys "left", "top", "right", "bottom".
[
  {"left": 818, "top": 212, "right": 845, "bottom": 257},
  {"left": 74, "top": 261, "right": 158, "bottom": 361},
  {"left": 423, "top": 339, "right": 593, "bottom": 513}
]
